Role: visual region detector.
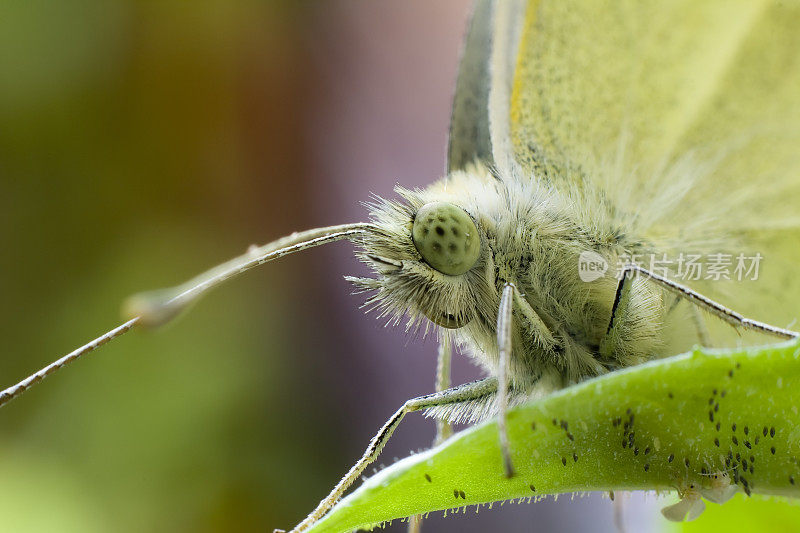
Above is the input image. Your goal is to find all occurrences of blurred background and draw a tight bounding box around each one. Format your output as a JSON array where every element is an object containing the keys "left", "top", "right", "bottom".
[{"left": 1, "top": 1, "right": 798, "bottom": 532}]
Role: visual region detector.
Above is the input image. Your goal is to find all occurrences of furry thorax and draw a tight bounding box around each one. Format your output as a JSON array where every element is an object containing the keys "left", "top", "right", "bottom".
[{"left": 347, "top": 162, "right": 665, "bottom": 394}]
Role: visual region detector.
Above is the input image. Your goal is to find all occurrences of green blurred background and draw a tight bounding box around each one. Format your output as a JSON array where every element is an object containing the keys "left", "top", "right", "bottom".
[{"left": 2, "top": 1, "right": 799, "bottom": 532}]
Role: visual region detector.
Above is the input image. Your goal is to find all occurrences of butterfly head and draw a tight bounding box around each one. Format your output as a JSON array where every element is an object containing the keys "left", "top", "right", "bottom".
[{"left": 349, "top": 183, "right": 494, "bottom": 333}]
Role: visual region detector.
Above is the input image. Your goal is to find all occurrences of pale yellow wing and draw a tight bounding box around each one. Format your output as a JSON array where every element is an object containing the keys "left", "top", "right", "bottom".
[{"left": 508, "top": 0, "right": 800, "bottom": 326}]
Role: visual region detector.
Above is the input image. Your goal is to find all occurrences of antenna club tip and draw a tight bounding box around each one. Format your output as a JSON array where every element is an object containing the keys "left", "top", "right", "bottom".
[{"left": 122, "top": 290, "right": 184, "bottom": 329}]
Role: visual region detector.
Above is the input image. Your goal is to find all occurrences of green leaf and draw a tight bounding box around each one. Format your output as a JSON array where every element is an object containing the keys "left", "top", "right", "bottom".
[
  {"left": 671, "top": 493, "right": 800, "bottom": 533},
  {"left": 308, "top": 340, "right": 800, "bottom": 532}
]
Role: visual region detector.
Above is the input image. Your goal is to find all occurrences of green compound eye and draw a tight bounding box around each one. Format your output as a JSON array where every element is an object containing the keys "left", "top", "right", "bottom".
[{"left": 412, "top": 202, "right": 480, "bottom": 275}]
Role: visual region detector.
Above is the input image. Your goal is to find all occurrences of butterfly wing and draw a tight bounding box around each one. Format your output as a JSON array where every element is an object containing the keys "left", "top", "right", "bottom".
[
  {"left": 504, "top": 0, "right": 800, "bottom": 327},
  {"left": 447, "top": 0, "right": 494, "bottom": 172},
  {"left": 447, "top": 0, "right": 527, "bottom": 174}
]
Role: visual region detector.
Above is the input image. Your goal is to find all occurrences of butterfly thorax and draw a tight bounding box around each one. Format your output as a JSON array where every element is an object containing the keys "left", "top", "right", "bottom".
[{"left": 353, "top": 163, "right": 665, "bottom": 389}]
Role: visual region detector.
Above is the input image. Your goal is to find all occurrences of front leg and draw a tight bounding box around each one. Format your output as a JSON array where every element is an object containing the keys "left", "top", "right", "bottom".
[
  {"left": 496, "top": 283, "right": 515, "bottom": 478},
  {"left": 495, "top": 282, "right": 559, "bottom": 478},
  {"left": 282, "top": 378, "right": 498, "bottom": 533}
]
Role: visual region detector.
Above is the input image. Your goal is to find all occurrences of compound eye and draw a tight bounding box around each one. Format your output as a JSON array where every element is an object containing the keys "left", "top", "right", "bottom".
[{"left": 411, "top": 202, "right": 480, "bottom": 275}]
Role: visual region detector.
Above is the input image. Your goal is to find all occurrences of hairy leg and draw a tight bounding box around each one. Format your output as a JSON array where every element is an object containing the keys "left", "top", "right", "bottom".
[
  {"left": 282, "top": 378, "right": 498, "bottom": 533},
  {"left": 608, "top": 264, "right": 797, "bottom": 340},
  {"left": 496, "top": 283, "right": 516, "bottom": 478},
  {"left": 407, "top": 336, "right": 454, "bottom": 533}
]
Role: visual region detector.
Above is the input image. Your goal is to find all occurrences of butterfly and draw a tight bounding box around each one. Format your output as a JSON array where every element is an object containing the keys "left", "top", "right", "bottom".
[{"left": 1, "top": 1, "right": 798, "bottom": 531}]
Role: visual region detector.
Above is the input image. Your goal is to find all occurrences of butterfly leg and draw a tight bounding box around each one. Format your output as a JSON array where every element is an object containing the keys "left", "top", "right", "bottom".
[
  {"left": 407, "top": 336, "right": 454, "bottom": 533},
  {"left": 666, "top": 293, "right": 713, "bottom": 346},
  {"left": 689, "top": 305, "right": 713, "bottom": 346},
  {"left": 605, "top": 269, "right": 635, "bottom": 338},
  {"left": 496, "top": 283, "right": 516, "bottom": 478},
  {"left": 609, "top": 264, "right": 797, "bottom": 340},
  {"left": 611, "top": 490, "right": 627, "bottom": 533},
  {"left": 434, "top": 335, "right": 454, "bottom": 444},
  {"left": 495, "top": 282, "right": 561, "bottom": 478},
  {"left": 282, "top": 378, "right": 499, "bottom": 533}
]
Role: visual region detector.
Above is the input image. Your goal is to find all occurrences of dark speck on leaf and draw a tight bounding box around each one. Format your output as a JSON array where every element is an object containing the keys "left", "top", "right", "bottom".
[{"left": 425, "top": 474, "right": 432, "bottom": 483}]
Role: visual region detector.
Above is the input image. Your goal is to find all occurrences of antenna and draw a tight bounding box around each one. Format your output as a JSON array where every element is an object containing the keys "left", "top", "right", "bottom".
[{"left": 0, "top": 223, "right": 373, "bottom": 408}]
